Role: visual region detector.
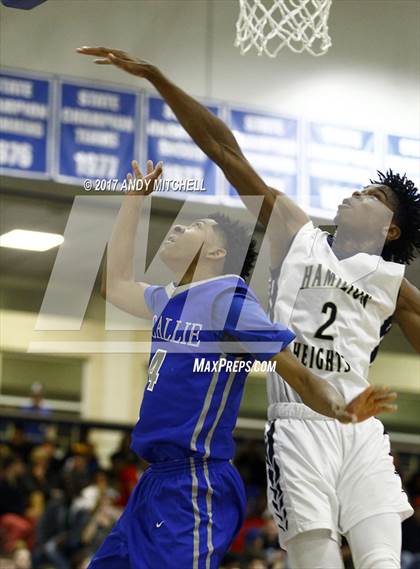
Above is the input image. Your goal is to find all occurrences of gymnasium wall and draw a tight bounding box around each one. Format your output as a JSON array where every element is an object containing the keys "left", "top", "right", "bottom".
[{"left": 0, "top": 0, "right": 419, "bottom": 136}]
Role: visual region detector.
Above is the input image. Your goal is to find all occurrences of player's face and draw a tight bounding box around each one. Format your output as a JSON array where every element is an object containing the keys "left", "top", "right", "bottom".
[
  {"left": 158, "top": 218, "right": 224, "bottom": 270},
  {"left": 333, "top": 184, "right": 399, "bottom": 239}
]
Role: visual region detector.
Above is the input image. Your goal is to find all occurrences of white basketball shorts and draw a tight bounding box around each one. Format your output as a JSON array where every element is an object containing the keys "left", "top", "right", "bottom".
[{"left": 265, "top": 403, "right": 413, "bottom": 548}]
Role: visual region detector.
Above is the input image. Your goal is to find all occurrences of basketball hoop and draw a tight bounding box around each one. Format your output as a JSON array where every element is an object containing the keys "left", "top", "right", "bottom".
[{"left": 235, "top": 0, "right": 333, "bottom": 58}]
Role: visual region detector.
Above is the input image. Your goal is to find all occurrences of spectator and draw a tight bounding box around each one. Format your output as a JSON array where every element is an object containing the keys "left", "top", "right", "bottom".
[
  {"left": 402, "top": 496, "right": 420, "bottom": 569},
  {"left": 261, "top": 518, "right": 284, "bottom": 567},
  {"left": 23, "top": 446, "right": 53, "bottom": 502},
  {"left": 111, "top": 432, "right": 137, "bottom": 465},
  {"left": 0, "top": 423, "right": 417, "bottom": 569},
  {"left": 235, "top": 440, "right": 267, "bottom": 491},
  {"left": 244, "top": 555, "right": 268, "bottom": 569},
  {"left": 12, "top": 541, "right": 31, "bottom": 569},
  {"left": 77, "top": 493, "right": 122, "bottom": 567},
  {"left": 32, "top": 476, "right": 91, "bottom": 569},
  {"left": 0, "top": 455, "right": 34, "bottom": 553},
  {"left": 271, "top": 558, "right": 287, "bottom": 569},
  {"left": 8, "top": 426, "right": 33, "bottom": 463},
  {"left": 220, "top": 551, "right": 242, "bottom": 568},
  {"left": 62, "top": 447, "right": 91, "bottom": 492},
  {"left": 112, "top": 453, "right": 146, "bottom": 508},
  {"left": 74, "top": 470, "right": 117, "bottom": 512},
  {"left": 21, "top": 383, "right": 52, "bottom": 444},
  {"left": 230, "top": 492, "right": 266, "bottom": 555},
  {"left": 406, "top": 469, "right": 420, "bottom": 501},
  {"left": 22, "top": 383, "right": 51, "bottom": 415},
  {"left": 243, "top": 527, "right": 264, "bottom": 559}
]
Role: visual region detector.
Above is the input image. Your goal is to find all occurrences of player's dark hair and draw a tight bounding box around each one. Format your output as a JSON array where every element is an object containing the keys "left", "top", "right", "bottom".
[
  {"left": 207, "top": 213, "right": 258, "bottom": 280},
  {"left": 370, "top": 169, "right": 420, "bottom": 264}
]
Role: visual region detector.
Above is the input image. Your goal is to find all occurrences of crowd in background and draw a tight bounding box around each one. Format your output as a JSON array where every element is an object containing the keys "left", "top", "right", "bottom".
[{"left": 0, "top": 420, "right": 419, "bottom": 569}]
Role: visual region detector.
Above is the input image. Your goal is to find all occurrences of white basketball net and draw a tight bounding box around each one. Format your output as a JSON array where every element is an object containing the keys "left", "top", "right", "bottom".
[{"left": 235, "top": 0, "right": 333, "bottom": 57}]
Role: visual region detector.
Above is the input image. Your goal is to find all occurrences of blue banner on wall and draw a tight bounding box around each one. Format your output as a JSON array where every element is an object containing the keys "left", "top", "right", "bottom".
[
  {"left": 4, "top": 67, "right": 419, "bottom": 218},
  {"left": 308, "top": 123, "right": 376, "bottom": 214},
  {"left": 145, "top": 95, "right": 220, "bottom": 198},
  {"left": 227, "top": 108, "right": 298, "bottom": 199},
  {"left": 56, "top": 80, "right": 137, "bottom": 183},
  {"left": 386, "top": 134, "right": 420, "bottom": 187},
  {"left": 0, "top": 70, "right": 52, "bottom": 178}
]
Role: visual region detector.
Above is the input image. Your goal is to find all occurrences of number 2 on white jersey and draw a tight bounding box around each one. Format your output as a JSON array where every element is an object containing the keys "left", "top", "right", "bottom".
[
  {"left": 147, "top": 349, "right": 167, "bottom": 392},
  {"left": 314, "top": 302, "right": 337, "bottom": 340}
]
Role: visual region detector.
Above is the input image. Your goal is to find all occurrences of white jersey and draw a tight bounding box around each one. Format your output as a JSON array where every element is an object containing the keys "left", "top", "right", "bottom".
[{"left": 267, "top": 221, "right": 405, "bottom": 408}]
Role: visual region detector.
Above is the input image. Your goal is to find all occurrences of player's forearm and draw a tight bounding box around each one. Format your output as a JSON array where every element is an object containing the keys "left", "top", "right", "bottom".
[
  {"left": 78, "top": 48, "right": 279, "bottom": 223},
  {"left": 409, "top": 328, "right": 420, "bottom": 353},
  {"left": 147, "top": 67, "right": 278, "bottom": 224},
  {"left": 147, "top": 67, "right": 238, "bottom": 166},
  {"left": 297, "top": 370, "right": 346, "bottom": 419},
  {"left": 395, "top": 279, "right": 420, "bottom": 353},
  {"left": 272, "top": 351, "right": 346, "bottom": 419},
  {"left": 397, "top": 315, "right": 420, "bottom": 353},
  {"left": 106, "top": 195, "right": 144, "bottom": 285}
]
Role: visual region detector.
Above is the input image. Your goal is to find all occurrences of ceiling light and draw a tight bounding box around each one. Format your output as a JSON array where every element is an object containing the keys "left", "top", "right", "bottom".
[{"left": 0, "top": 229, "right": 64, "bottom": 252}]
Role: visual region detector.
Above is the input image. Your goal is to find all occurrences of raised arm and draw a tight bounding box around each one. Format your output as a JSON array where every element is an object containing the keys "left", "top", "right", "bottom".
[
  {"left": 101, "top": 159, "right": 162, "bottom": 319},
  {"left": 394, "top": 277, "right": 420, "bottom": 353},
  {"left": 77, "top": 47, "right": 309, "bottom": 266},
  {"left": 270, "top": 349, "right": 397, "bottom": 423}
]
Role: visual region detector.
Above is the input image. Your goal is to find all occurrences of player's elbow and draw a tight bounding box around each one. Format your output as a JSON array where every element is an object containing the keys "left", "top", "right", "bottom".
[
  {"left": 100, "top": 279, "right": 117, "bottom": 302},
  {"left": 100, "top": 275, "right": 106, "bottom": 296},
  {"left": 100, "top": 275, "right": 109, "bottom": 299},
  {"left": 99, "top": 285, "right": 120, "bottom": 310}
]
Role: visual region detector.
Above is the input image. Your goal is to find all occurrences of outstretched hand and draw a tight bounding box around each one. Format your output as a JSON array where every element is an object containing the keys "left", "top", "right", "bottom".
[
  {"left": 336, "top": 385, "right": 397, "bottom": 424},
  {"left": 77, "top": 46, "right": 154, "bottom": 78},
  {"left": 126, "top": 159, "right": 162, "bottom": 196}
]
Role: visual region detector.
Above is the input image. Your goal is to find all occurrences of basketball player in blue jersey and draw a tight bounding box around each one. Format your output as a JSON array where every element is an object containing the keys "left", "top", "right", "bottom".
[
  {"left": 78, "top": 47, "right": 420, "bottom": 569},
  {"left": 86, "top": 157, "right": 395, "bottom": 569}
]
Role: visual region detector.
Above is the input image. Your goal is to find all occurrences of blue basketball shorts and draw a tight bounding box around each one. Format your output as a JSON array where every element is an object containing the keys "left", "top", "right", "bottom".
[{"left": 88, "top": 457, "right": 246, "bottom": 569}]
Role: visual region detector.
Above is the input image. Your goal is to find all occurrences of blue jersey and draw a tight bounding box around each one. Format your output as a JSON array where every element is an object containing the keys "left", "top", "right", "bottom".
[{"left": 131, "top": 275, "right": 295, "bottom": 462}]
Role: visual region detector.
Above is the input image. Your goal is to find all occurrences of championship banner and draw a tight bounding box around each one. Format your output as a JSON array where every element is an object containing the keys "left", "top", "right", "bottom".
[
  {"left": 56, "top": 79, "right": 138, "bottom": 184},
  {"left": 227, "top": 107, "right": 298, "bottom": 200},
  {"left": 308, "top": 123, "right": 376, "bottom": 215},
  {"left": 386, "top": 134, "right": 420, "bottom": 187},
  {"left": 0, "top": 70, "right": 52, "bottom": 178},
  {"left": 144, "top": 95, "right": 220, "bottom": 198}
]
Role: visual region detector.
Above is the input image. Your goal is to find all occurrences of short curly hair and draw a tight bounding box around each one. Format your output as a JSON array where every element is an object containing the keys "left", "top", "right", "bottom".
[
  {"left": 206, "top": 212, "right": 258, "bottom": 281},
  {"left": 370, "top": 169, "right": 420, "bottom": 264}
]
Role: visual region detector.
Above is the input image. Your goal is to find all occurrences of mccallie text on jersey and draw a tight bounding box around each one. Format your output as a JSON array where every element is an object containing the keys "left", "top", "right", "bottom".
[{"left": 151, "top": 314, "right": 202, "bottom": 346}]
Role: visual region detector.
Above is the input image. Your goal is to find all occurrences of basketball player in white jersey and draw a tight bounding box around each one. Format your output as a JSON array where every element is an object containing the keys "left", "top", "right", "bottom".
[{"left": 77, "top": 47, "right": 420, "bottom": 569}]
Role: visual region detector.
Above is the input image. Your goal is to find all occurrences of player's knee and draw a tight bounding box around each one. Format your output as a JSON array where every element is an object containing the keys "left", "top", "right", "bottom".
[{"left": 355, "top": 548, "right": 400, "bottom": 569}]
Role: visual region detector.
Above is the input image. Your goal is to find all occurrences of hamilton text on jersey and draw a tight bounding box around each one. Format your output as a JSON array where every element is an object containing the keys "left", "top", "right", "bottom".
[{"left": 301, "top": 264, "right": 372, "bottom": 308}]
